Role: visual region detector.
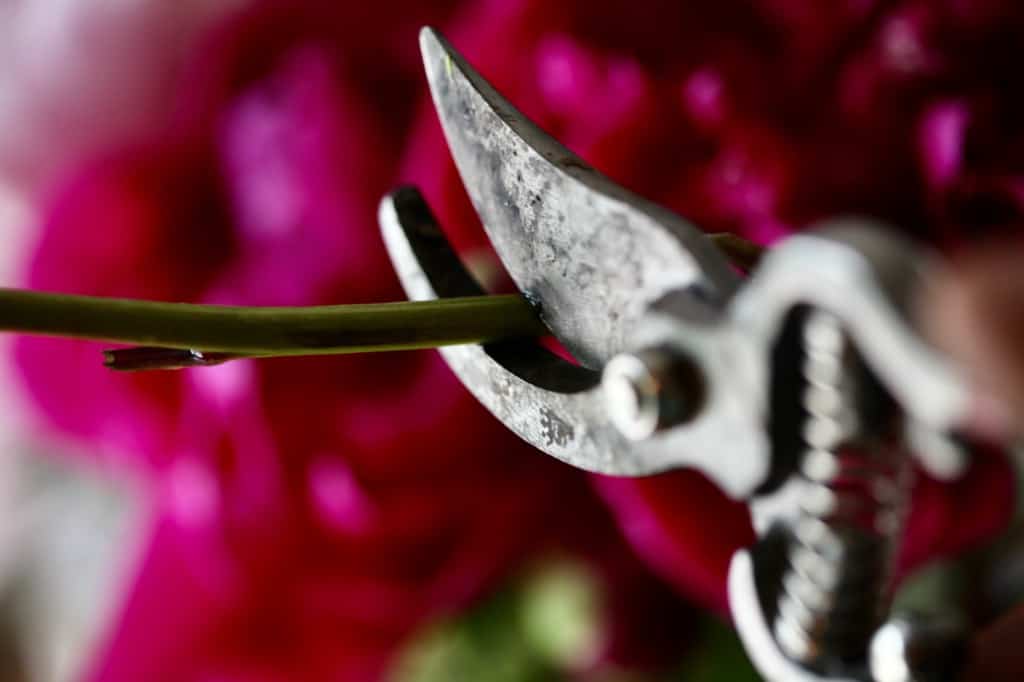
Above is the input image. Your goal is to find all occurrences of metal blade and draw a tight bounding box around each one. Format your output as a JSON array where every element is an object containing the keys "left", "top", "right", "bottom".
[
  {"left": 379, "top": 187, "right": 768, "bottom": 495},
  {"left": 420, "top": 27, "right": 739, "bottom": 368}
]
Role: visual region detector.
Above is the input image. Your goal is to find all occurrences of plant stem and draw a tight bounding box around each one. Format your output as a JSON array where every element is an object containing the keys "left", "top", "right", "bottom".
[
  {"left": 0, "top": 288, "right": 546, "bottom": 359},
  {"left": 709, "top": 233, "right": 765, "bottom": 271},
  {"left": 0, "top": 234, "right": 765, "bottom": 370}
]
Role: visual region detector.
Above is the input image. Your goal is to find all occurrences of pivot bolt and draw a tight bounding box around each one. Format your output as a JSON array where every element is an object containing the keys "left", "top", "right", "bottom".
[{"left": 602, "top": 346, "right": 704, "bottom": 440}]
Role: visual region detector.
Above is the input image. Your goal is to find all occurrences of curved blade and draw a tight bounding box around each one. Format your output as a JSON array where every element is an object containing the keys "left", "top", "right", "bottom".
[
  {"left": 379, "top": 187, "right": 767, "bottom": 497},
  {"left": 420, "top": 28, "right": 739, "bottom": 368}
]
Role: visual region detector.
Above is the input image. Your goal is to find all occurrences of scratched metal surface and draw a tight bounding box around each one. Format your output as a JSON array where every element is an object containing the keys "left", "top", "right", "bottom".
[
  {"left": 380, "top": 187, "right": 971, "bottom": 496},
  {"left": 419, "top": 28, "right": 739, "bottom": 369},
  {"left": 379, "top": 187, "right": 772, "bottom": 496},
  {"left": 388, "top": 30, "right": 970, "bottom": 501},
  {"left": 380, "top": 187, "right": 628, "bottom": 474}
]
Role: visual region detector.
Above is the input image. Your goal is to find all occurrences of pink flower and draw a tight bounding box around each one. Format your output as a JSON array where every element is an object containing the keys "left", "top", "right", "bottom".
[
  {"left": 0, "top": 0, "right": 239, "bottom": 194},
  {"left": 9, "top": 0, "right": 1021, "bottom": 677},
  {"left": 13, "top": 2, "right": 691, "bottom": 679}
]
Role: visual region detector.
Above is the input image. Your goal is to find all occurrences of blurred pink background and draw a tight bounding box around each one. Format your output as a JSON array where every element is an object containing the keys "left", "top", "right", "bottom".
[{"left": 0, "top": 1, "right": 1021, "bottom": 680}]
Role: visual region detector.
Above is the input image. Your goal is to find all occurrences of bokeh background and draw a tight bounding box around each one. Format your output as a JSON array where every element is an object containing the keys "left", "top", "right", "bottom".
[{"left": 0, "top": 1, "right": 1023, "bottom": 680}]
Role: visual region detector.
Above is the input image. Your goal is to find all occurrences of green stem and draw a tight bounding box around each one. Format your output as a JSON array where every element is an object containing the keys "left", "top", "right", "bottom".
[
  {"left": 0, "top": 288, "right": 546, "bottom": 359},
  {"left": 0, "top": 235, "right": 761, "bottom": 370}
]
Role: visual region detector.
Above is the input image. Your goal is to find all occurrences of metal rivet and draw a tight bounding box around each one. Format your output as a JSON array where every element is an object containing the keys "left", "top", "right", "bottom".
[{"left": 602, "top": 347, "right": 704, "bottom": 440}]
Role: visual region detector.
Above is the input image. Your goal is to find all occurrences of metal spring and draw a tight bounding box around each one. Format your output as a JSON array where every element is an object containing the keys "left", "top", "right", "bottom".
[{"left": 772, "top": 310, "right": 912, "bottom": 671}]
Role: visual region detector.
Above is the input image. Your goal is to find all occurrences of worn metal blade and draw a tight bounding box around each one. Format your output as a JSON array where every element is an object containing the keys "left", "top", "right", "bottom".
[
  {"left": 420, "top": 27, "right": 739, "bottom": 368},
  {"left": 379, "top": 187, "right": 768, "bottom": 495}
]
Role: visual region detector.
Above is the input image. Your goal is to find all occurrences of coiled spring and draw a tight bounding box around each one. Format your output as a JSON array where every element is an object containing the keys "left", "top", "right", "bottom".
[{"left": 772, "top": 310, "right": 913, "bottom": 672}]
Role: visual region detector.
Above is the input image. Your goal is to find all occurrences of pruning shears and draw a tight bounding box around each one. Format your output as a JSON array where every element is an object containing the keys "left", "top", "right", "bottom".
[{"left": 381, "top": 27, "right": 989, "bottom": 682}]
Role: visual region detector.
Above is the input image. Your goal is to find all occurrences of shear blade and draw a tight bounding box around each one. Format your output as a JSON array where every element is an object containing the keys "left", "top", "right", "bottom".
[
  {"left": 419, "top": 27, "right": 738, "bottom": 368},
  {"left": 380, "top": 186, "right": 770, "bottom": 494},
  {"left": 379, "top": 187, "right": 672, "bottom": 477}
]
